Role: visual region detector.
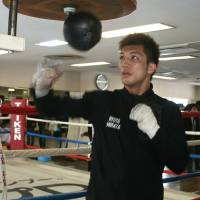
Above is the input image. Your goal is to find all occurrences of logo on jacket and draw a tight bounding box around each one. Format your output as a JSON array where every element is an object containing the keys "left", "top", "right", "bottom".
[{"left": 106, "top": 116, "right": 121, "bottom": 130}]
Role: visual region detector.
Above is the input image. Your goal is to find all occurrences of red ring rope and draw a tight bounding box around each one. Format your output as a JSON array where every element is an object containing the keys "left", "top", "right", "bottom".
[
  {"left": 0, "top": 104, "right": 38, "bottom": 115},
  {"left": 1, "top": 103, "right": 200, "bottom": 118}
]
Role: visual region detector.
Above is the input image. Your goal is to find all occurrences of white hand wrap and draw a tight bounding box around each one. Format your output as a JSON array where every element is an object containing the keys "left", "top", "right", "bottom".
[
  {"left": 129, "top": 103, "right": 160, "bottom": 139},
  {"left": 32, "top": 59, "right": 65, "bottom": 98}
]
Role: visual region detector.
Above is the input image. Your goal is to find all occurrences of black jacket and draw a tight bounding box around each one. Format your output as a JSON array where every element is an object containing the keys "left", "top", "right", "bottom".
[{"left": 33, "top": 87, "right": 188, "bottom": 200}]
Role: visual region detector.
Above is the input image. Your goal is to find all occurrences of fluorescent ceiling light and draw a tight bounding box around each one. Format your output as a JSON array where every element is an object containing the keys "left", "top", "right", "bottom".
[
  {"left": 153, "top": 75, "right": 176, "bottom": 80},
  {"left": 102, "top": 23, "right": 174, "bottom": 38},
  {"left": 189, "top": 82, "right": 200, "bottom": 86},
  {"left": 159, "top": 56, "right": 196, "bottom": 61},
  {"left": 8, "top": 88, "right": 15, "bottom": 92},
  {"left": 35, "top": 40, "right": 68, "bottom": 47},
  {"left": 160, "top": 48, "right": 199, "bottom": 56},
  {"left": 71, "top": 62, "right": 110, "bottom": 67},
  {"left": 0, "top": 50, "right": 9, "bottom": 55}
]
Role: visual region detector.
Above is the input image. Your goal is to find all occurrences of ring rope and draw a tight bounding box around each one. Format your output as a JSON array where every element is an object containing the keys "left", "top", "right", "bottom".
[
  {"left": 187, "top": 140, "right": 200, "bottom": 146},
  {"left": 17, "top": 171, "right": 200, "bottom": 200},
  {"left": 186, "top": 131, "right": 200, "bottom": 135},
  {"left": 3, "top": 147, "right": 91, "bottom": 158},
  {"left": 0, "top": 104, "right": 38, "bottom": 115},
  {"left": 163, "top": 171, "right": 200, "bottom": 183},
  {"left": 27, "top": 117, "right": 92, "bottom": 127},
  {"left": 21, "top": 190, "right": 87, "bottom": 200},
  {"left": 27, "top": 132, "right": 91, "bottom": 145},
  {"left": 0, "top": 128, "right": 10, "bottom": 134},
  {"left": 0, "top": 117, "right": 10, "bottom": 120},
  {"left": 1, "top": 105, "right": 200, "bottom": 117},
  {"left": 0, "top": 137, "right": 7, "bottom": 200},
  {"left": 181, "top": 111, "right": 200, "bottom": 118},
  {"left": 0, "top": 116, "right": 92, "bottom": 127},
  {"left": 2, "top": 130, "right": 200, "bottom": 147},
  {"left": 190, "top": 154, "right": 200, "bottom": 159}
]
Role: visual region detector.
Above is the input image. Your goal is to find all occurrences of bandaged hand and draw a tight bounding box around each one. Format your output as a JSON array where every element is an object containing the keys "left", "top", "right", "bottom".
[
  {"left": 32, "top": 58, "right": 65, "bottom": 98},
  {"left": 129, "top": 103, "right": 160, "bottom": 139}
]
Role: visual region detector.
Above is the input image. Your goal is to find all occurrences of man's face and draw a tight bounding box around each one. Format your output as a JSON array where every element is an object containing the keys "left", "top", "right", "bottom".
[{"left": 118, "top": 45, "right": 156, "bottom": 89}]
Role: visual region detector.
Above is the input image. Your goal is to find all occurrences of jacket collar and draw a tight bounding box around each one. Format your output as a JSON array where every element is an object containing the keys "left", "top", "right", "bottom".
[{"left": 122, "top": 83, "right": 154, "bottom": 103}]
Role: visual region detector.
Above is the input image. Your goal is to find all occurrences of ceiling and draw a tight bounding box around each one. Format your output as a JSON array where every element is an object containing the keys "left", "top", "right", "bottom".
[{"left": 1, "top": 0, "right": 200, "bottom": 85}]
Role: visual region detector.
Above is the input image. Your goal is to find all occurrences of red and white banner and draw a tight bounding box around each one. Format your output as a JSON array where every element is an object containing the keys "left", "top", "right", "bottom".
[{"left": 10, "top": 99, "right": 28, "bottom": 150}]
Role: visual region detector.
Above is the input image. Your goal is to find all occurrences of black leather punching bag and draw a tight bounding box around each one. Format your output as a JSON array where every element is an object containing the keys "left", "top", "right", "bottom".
[{"left": 63, "top": 12, "right": 102, "bottom": 51}]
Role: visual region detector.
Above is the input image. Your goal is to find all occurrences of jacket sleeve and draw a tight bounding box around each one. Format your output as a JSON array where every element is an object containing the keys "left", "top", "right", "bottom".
[
  {"left": 151, "top": 102, "right": 189, "bottom": 174},
  {"left": 32, "top": 89, "right": 94, "bottom": 120}
]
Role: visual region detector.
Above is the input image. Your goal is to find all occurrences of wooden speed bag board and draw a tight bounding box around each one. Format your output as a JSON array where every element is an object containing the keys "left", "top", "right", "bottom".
[{"left": 3, "top": 0, "right": 137, "bottom": 20}]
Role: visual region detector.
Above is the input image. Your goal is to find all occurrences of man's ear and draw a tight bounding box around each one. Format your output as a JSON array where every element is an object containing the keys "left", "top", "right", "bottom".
[{"left": 148, "top": 63, "right": 157, "bottom": 75}]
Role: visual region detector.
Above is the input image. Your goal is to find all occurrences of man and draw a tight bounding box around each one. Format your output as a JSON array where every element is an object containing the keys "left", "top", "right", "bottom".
[{"left": 32, "top": 33, "right": 188, "bottom": 200}]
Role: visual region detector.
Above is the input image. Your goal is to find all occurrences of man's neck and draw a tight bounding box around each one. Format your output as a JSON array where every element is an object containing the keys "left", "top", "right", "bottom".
[{"left": 125, "top": 82, "right": 151, "bottom": 95}]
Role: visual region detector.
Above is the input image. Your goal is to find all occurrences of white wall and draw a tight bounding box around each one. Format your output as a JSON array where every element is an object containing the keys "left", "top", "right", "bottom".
[
  {"left": 193, "top": 86, "right": 200, "bottom": 101},
  {"left": 54, "top": 71, "right": 80, "bottom": 92},
  {"left": 0, "top": 63, "right": 199, "bottom": 102},
  {"left": 80, "top": 71, "right": 198, "bottom": 102},
  {"left": 152, "top": 79, "right": 196, "bottom": 100},
  {"left": 0, "top": 65, "right": 81, "bottom": 91}
]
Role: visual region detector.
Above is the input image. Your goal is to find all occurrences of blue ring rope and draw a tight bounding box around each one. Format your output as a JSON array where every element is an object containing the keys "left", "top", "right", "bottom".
[
  {"left": 27, "top": 132, "right": 89, "bottom": 145},
  {"left": 0, "top": 128, "right": 10, "bottom": 134},
  {"left": 190, "top": 154, "right": 200, "bottom": 159},
  {"left": 18, "top": 171, "right": 200, "bottom": 200},
  {"left": 5, "top": 131, "right": 200, "bottom": 198},
  {"left": 163, "top": 171, "right": 200, "bottom": 183},
  {"left": 1, "top": 128, "right": 89, "bottom": 145},
  {"left": 20, "top": 190, "right": 87, "bottom": 200}
]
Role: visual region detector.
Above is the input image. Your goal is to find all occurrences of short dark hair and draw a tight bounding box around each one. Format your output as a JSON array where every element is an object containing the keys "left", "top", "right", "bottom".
[{"left": 119, "top": 33, "right": 160, "bottom": 65}]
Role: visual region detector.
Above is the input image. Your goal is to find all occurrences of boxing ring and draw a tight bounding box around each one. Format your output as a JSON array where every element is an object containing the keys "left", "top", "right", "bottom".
[
  {"left": 0, "top": 99, "right": 92, "bottom": 199},
  {"left": 1, "top": 100, "right": 200, "bottom": 199}
]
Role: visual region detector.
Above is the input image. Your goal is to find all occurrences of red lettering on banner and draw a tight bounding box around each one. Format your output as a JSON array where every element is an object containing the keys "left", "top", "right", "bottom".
[
  {"left": 14, "top": 118, "right": 21, "bottom": 140},
  {"left": 10, "top": 99, "right": 28, "bottom": 150}
]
